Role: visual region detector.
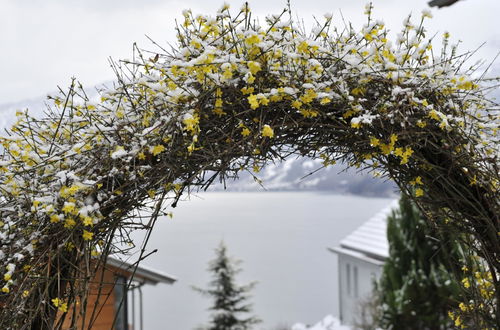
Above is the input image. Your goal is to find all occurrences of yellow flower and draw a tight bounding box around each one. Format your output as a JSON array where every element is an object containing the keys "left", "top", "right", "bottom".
[
  {"left": 4, "top": 274, "right": 11, "bottom": 281},
  {"left": 415, "top": 188, "right": 424, "bottom": 197},
  {"left": 370, "top": 137, "right": 380, "bottom": 147},
  {"left": 152, "top": 145, "right": 165, "bottom": 156},
  {"left": 247, "top": 61, "right": 261, "bottom": 75},
  {"left": 65, "top": 242, "right": 75, "bottom": 251},
  {"left": 62, "top": 202, "right": 77, "bottom": 215},
  {"left": 64, "top": 217, "right": 76, "bottom": 228},
  {"left": 416, "top": 120, "right": 427, "bottom": 128},
  {"left": 50, "top": 214, "right": 61, "bottom": 223},
  {"left": 213, "top": 107, "right": 226, "bottom": 116},
  {"left": 59, "top": 185, "right": 81, "bottom": 198},
  {"left": 351, "top": 121, "right": 361, "bottom": 129},
  {"left": 241, "top": 128, "right": 251, "bottom": 137},
  {"left": 320, "top": 97, "right": 331, "bottom": 105},
  {"left": 248, "top": 94, "right": 259, "bottom": 109},
  {"left": 52, "top": 298, "right": 61, "bottom": 307},
  {"left": 59, "top": 303, "right": 68, "bottom": 313},
  {"left": 52, "top": 298, "right": 68, "bottom": 312},
  {"left": 261, "top": 125, "right": 274, "bottom": 138},
  {"left": 115, "top": 109, "right": 124, "bottom": 119},
  {"left": 2, "top": 287, "right": 9, "bottom": 293},
  {"left": 81, "top": 216, "right": 93, "bottom": 226},
  {"left": 183, "top": 114, "right": 200, "bottom": 133},
  {"left": 222, "top": 68, "right": 233, "bottom": 80},
  {"left": 379, "top": 144, "right": 391, "bottom": 155},
  {"left": 297, "top": 41, "right": 309, "bottom": 54},
  {"left": 300, "top": 109, "right": 319, "bottom": 118},
  {"left": 246, "top": 73, "right": 255, "bottom": 84},
  {"left": 428, "top": 109, "right": 440, "bottom": 121},
  {"left": 241, "top": 86, "right": 254, "bottom": 95},
  {"left": 82, "top": 230, "right": 94, "bottom": 241},
  {"left": 245, "top": 34, "right": 261, "bottom": 46},
  {"left": 300, "top": 89, "right": 317, "bottom": 104},
  {"left": 190, "top": 39, "right": 202, "bottom": 49},
  {"left": 390, "top": 134, "right": 398, "bottom": 146},
  {"left": 454, "top": 315, "right": 462, "bottom": 327},
  {"left": 292, "top": 100, "right": 303, "bottom": 109},
  {"left": 400, "top": 147, "right": 414, "bottom": 165},
  {"left": 187, "top": 142, "right": 197, "bottom": 153},
  {"left": 138, "top": 152, "right": 146, "bottom": 160},
  {"left": 259, "top": 95, "right": 269, "bottom": 106},
  {"left": 457, "top": 80, "right": 477, "bottom": 90},
  {"left": 351, "top": 87, "right": 365, "bottom": 96}
]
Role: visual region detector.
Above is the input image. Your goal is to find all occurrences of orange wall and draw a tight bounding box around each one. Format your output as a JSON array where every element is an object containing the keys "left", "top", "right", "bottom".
[{"left": 60, "top": 265, "right": 127, "bottom": 329}]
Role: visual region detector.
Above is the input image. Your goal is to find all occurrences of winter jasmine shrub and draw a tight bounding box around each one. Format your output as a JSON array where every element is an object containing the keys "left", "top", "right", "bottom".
[{"left": 0, "top": 3, "right": 498, "bottom": 328}]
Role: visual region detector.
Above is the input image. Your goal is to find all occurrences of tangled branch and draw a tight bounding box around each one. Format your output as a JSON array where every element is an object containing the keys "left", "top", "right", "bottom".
[{"left": 0, "top": 3, "right": 498, "bottom": 328}]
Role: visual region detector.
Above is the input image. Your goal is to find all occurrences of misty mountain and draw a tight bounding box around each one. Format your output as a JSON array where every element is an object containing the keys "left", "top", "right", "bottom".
[
  {"left": 0, "top": 95, "right": 49, "bottom": 132},
  {"left": 207, "top": 157, "right": 398, "bottom": 197}
]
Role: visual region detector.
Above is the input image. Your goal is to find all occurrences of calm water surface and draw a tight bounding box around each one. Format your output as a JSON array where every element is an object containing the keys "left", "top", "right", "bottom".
[{"left": 130, "top": 192, "right": 393, "bottom": 329}]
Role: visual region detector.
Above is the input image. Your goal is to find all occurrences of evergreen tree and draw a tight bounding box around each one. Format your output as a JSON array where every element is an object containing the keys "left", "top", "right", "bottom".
[
  {"left": 375, "top": 195, "right": 464, "bottom": 329},
  {"left": 194, "top": 242, "right": 261, "bottom": 330}
]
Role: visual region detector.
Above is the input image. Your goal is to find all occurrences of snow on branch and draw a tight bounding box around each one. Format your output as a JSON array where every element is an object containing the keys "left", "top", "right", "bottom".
[{"left": 0, "top": 2, "right": 498, "bottom": 328}]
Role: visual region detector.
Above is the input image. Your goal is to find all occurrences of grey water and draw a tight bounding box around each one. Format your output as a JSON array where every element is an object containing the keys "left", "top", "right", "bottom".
[{"left": 129, "top": 192, "right": 393, "bottom": 329}]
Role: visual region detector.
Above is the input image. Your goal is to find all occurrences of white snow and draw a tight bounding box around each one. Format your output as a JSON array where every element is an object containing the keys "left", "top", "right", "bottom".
[
  {"left": 292, "top": 315, "right": 351, "bottom": 330},
  {"left": 111, "top": 147, "right": 128, "bottom": 159}
]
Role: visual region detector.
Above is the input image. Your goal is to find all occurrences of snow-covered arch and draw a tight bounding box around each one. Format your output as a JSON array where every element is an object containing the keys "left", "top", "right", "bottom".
[{"left": 0, "top": 4, "right": 497, "bottom": 328}]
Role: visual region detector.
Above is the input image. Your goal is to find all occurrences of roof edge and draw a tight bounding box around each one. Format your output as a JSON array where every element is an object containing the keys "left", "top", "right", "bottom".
[
  {"left": 328, "top": 246, "right": 386, "bottom": 266},
  {"left": 106, "top": 257, "right": 177, "bottom": 285}
]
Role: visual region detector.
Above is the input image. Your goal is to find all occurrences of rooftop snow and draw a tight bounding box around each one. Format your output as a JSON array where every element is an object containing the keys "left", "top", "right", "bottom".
[{"left": 336, "top": 199, "right": 398, "bottom": 260}]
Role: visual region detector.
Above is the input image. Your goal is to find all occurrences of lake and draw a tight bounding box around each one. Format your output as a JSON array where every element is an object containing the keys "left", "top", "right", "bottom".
[{"left": 129, "top": 192, "right": 394, "bottom": 329}]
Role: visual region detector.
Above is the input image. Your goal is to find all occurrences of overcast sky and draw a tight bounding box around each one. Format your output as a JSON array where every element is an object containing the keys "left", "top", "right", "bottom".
[{"left": 1, "top": 0, "right": 499, "bottom": 104}]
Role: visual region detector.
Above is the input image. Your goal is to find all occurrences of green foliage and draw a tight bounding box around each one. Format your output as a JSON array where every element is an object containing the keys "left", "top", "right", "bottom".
[
  {"left": 194, "top": 242, "right": 260, "bottom": 330},
  {"left": 375, "top": 195, "right": 464, "bottom": 329}
]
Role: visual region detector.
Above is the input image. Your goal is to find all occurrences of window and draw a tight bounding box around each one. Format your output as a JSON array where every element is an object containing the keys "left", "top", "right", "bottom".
[
  {"left": 346, "top": 263, "right": 351, "bottom": 296},
  {"left": 353, "top": 266, "right": 359, "bottom": 298},
  {"left": 114, "top": 275, "right": 128, "bottom": 330}
]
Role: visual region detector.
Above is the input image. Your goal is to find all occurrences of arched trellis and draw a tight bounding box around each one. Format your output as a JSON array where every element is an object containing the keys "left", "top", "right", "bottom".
[{"left": 0, "top": 4, "right": 498, "bottom": 328}]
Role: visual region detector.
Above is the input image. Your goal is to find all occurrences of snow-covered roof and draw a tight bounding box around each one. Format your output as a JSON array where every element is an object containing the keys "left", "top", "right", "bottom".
[
  {"left": 330, "top": 200, "right": 398, "bottom": 261},
  {"left": 106, "top": 256, "right": 177, "bottom": 285}
]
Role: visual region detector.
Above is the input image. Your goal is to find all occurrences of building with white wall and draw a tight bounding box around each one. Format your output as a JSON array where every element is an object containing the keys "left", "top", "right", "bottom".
[{"left": 328, "top": 200, "right": 398, "bottom": 326}]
